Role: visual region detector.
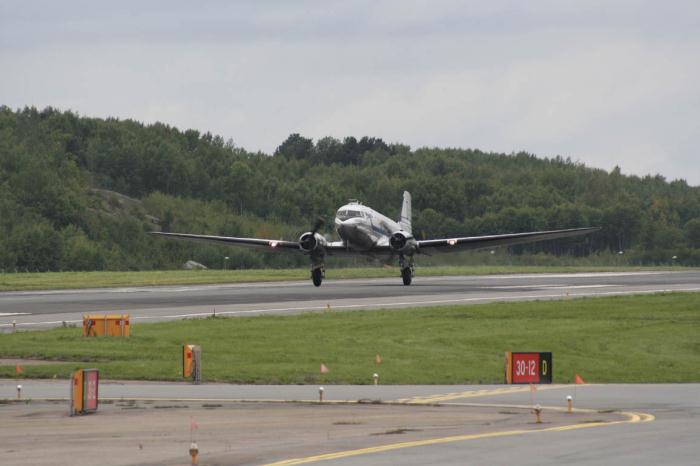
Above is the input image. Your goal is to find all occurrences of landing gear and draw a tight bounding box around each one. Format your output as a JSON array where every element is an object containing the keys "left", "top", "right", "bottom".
[
  {"left": 401, "top": 267, "right": 412, "bottom": 286},
  {"left": 399, "top": 255, "right": 414, "bottom": 286},
  {"left": 311, "top": 267, "right": 324, "bottom": 287},
  {"left": 310, "top": 254, "right": 325, "bottom": 287}
]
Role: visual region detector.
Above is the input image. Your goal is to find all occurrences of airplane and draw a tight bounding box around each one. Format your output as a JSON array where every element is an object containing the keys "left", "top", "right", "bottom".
[{"left": 151, "top": 191, "right": 599, "bottom": 287}]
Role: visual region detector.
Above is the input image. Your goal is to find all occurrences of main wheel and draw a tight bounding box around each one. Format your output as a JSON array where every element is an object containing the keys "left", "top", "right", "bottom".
[
  {"left": 312, "top": 268, "right": 323, "bottom": 287},
  {"left": 401, "top": 267, "right": 412, "bottom": 286}
]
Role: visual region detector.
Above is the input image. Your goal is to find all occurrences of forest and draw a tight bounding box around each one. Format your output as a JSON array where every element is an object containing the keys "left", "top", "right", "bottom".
[{"left": 1, "top": 106, "right": 699, "bottom": 272}]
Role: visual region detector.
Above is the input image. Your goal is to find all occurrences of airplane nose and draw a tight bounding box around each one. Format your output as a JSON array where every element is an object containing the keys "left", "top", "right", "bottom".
[{"left": 336, "top": 218, "right": 361, "bottom": 236}]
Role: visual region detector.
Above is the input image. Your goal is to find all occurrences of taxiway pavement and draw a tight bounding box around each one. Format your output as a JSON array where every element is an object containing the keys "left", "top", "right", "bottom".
[
  {"left": 1, "top": 380, "right": 697, "bottom": 465},
  {"left": 1, "top": 271, "right": 698, "bottom": 330}
]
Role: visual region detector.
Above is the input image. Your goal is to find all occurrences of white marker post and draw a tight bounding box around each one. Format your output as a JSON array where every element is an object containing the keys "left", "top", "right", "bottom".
[
  {"left": 319, "top": 386, "right": 324, "bottom": 403},
  {"left": 567, "top": 395, "right": 573, "bottom": 413},
  {"left": 373, "top": 373, "right": 379, "bottom": 386},
  {"left": 16, "top": 384, "right": 22, "bottom": 400}
]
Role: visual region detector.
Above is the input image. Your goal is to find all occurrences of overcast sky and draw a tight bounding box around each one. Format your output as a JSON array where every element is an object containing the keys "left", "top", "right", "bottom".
[{"left": 2, "top": 1, "right": 699, "bottom": 185}]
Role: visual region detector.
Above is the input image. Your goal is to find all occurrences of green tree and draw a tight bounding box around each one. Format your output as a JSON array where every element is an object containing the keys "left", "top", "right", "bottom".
[
  {"left": 274, "top": 133, "right": 313, "bottom": 160},
  {"left": 684, "top": 218, "right": 700, "bottom": 248}
]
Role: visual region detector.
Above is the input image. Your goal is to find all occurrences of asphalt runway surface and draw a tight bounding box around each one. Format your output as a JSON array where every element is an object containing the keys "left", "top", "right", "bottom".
[
  {"left": 1, "top": 380, "right": 697, "bottom": 465},
  {"left": 1, "top": 271, "right": 698, "bottom": 330}
]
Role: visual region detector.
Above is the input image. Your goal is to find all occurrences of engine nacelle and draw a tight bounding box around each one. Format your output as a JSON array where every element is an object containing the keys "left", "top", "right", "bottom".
[
  {"left": 389, "top": 231, "right": 417, "bottom": 254},
  {"left": 299, "top": 232, "right": 328, "bottom": 253}
]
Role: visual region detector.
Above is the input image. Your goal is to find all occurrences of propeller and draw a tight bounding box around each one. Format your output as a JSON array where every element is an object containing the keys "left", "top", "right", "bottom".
[
  {"left": 312, "top": 216, "right": 325, "bottom": 234},
  {"left": 299, "top": 216, "right": 327, "bottom": 251}
]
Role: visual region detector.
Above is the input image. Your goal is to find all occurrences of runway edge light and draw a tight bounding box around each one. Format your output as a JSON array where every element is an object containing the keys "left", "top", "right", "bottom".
[
  {"left": 533, "top": 404, "right": 542, "bottom": 424},
  {"left": 189, "top": 442, "right": 199, "bottom": 465}
]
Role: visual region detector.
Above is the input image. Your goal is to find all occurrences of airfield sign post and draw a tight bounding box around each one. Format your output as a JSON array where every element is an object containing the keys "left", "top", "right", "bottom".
[
  {"left": 183, "top": 344, "right": 202, "bottom": 384},
  {"left": 504, "top": 352, "right": 552, "bottom": 384},
  {"left": 70, "top": 368, "right": 99, "bottom": 416},
  {"left": 192, "top": 346, "right": 202, "bottom": 384}
]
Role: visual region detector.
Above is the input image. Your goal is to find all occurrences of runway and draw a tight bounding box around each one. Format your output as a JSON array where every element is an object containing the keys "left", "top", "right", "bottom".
[
  {"left": 1, "top": 380, "right": 697, "bottom": 465},
  {"left": 1, "top": 271, "right": 698, "bottom": 329}
]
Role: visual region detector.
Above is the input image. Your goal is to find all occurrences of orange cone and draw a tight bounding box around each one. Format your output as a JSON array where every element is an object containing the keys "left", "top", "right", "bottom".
[
  {"left": 15, "top": 364, "right": 24, "bottom": 375},
  {"left": 574, "top": 374, "right": 585, "bottom": 384},
  {"left": 320, "top": 363, "right": 329, "bottom": 374}
]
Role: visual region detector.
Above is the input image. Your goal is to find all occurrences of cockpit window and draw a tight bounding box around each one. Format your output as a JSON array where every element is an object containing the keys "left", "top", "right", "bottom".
[{"left": 337, "top": 209, "right": 364, "bottom": 220}]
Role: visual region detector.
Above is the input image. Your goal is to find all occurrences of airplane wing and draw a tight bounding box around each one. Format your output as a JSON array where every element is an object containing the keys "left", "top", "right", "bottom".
[
  {"left": 151, "top": 227, "right": 599, "bottom": 257},
  {"left": 416, "top": 227, "right": 599, "bottom": 253},
  {"left": 149, "top": 232, "right": 300, "bottom": 251},
  {"left": 149, "top": 232, "right": 358, "bottom": 255}
]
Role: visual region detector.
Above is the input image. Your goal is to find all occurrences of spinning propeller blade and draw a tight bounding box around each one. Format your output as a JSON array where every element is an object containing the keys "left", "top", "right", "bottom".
[{"left": 312, "top": 216, "right": 325, "bottom": 234}]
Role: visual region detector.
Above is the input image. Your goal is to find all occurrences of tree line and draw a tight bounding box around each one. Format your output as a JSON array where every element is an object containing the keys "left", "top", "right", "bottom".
[{"left": 1, "top": 106, "right": 699, "bottom": 271}]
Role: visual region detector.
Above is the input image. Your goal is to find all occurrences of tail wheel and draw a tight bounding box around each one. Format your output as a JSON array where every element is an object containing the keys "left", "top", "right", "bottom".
[
  {"left": 401, "top": 267, "right": 412, "bottom": 286},
  {"left": 312, "top": 268, "right": 323, "bottom": 287}
]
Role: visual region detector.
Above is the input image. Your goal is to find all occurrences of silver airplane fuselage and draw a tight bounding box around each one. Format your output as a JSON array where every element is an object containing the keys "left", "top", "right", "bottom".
[{"left": 335, "top": 201, "right": 402, "bottom": 251}]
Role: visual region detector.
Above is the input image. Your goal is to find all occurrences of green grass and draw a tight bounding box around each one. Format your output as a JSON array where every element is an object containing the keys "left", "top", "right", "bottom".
[
  {"left": 0, "top": 265, "right": 685, "bottom": 291},
  {"left": 1, "top": 292, "right": 699, "bottom": 384}
]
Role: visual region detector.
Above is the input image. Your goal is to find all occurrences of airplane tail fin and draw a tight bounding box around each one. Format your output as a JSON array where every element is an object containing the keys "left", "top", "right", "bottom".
[{"left": 399, "top": 191, "right": 412, "bottom": 234}]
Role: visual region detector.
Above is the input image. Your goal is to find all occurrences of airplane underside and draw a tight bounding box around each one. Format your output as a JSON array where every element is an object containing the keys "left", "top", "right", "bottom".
[
  {"left": 307, "top": 246, "right": 416, "bottom": 287},
  {"left": 307, "top": 261, "right": 414, "bottom": 287}
]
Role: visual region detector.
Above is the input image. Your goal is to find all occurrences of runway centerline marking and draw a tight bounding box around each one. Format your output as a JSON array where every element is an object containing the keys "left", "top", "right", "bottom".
[{"left": 263, "top": 408, "right": 654, "bottom": 466}]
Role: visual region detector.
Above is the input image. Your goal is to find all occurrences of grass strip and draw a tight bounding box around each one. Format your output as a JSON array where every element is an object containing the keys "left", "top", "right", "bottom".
[{"left": 1, "top": 292, "right": 698, "bottom": 384}]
